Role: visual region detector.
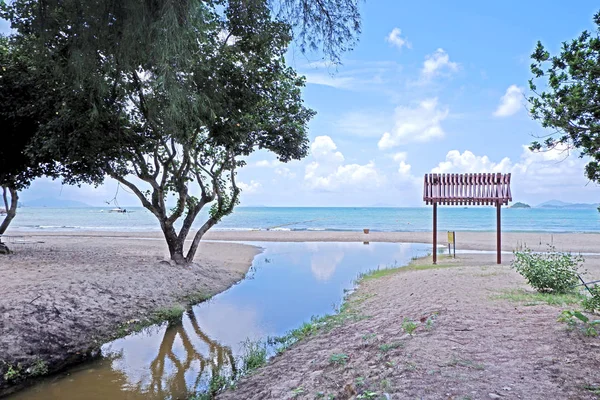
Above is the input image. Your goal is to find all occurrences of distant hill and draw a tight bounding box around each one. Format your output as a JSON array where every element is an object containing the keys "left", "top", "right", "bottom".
[
  {"left": 536, "top": 200, "right": 599, "bottom": 209},
  {"left": 22, "top": 198, "right": 91, "bottom": 208},
  {"left": 510, "top": 202, "right": 531, "bottom": 209}
]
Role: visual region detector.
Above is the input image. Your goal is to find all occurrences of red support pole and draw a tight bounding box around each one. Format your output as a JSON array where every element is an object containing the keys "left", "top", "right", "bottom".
[
  {"left": 496, "top": 201, "right": 501, "bottom": 264},
  {"left": 433, "top": 202, "right": 437, "bottom": 264}
]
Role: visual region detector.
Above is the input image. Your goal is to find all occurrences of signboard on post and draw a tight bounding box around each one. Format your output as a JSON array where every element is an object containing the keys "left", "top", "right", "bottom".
[{"left": 447, "top": 231, "right": 456, "bottom": 258}]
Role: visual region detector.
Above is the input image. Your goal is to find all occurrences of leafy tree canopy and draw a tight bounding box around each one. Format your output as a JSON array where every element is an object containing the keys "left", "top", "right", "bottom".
[
  {"left": 1, "top": 0, "right": 318, "bottom": 263},
  {"left": 529, "top": 11, "right": 600, "bottom": 183}
]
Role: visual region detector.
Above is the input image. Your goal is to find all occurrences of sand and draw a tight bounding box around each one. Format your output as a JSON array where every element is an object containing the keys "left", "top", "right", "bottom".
[
  {"left": 2, "top": 229, "right": 600, "bottom": 398},
  {"left": 0, "top": 235, "right": 260, "bottom": 397},
  {"left": 14, "top": 229, "right": 600, "bottom": 253},
  {"left": 219, "top": 254, "right": 600, "bottom": 400}
]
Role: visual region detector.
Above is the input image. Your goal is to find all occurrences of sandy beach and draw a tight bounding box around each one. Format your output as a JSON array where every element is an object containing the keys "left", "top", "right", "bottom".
[
  {"left": 0, "top": 235, "right": 260, "bottom": 397},
  {"left": 10, "top": 228, "right": 600, "bottom": 252},
  {"left": 219, "top": 254, "right": 600, "bottom": 400},
  {"left": 1, "top": 229, "right": 599, "bottom": 398}
]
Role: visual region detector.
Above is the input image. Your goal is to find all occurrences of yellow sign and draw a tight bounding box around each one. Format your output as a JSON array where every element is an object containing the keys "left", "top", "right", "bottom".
[{"left": 447, "top": 231, "right": 455, "bottom": 243}]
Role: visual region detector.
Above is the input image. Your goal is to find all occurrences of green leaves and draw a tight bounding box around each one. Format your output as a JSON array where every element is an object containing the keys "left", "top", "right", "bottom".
[
  {"left": 512, "top": 246, "right": 584, "bottom": 294},
  {"left": 528, "top": 11, "right": 600, "bottom": 187}
]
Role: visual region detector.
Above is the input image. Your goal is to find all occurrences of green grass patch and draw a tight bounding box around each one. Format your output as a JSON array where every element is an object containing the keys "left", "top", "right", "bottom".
[{"left": 492, "top": 289, "right": 585, "bottom": 306}]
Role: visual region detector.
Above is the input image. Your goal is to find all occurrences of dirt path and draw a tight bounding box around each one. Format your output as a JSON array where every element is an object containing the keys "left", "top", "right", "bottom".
[
  {"left": 0, "top": 236, "right": 260, "bottom": 397},
  {"left": 219, "top": 254, "right": 600, "bottom": 400}
]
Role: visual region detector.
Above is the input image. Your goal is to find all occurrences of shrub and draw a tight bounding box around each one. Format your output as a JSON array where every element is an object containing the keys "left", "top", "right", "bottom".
[
  {"left": 558, "top": 310, "right": 600, "bottom": 337},
  {"left": 240, "top": 339, "right": 267, "bottom": 374},
  {"left": 511, "top": 246, "right": 583, "bottom": 293},
  {"left": 582, "top": 285, "right": 600, "bottom": 313}
]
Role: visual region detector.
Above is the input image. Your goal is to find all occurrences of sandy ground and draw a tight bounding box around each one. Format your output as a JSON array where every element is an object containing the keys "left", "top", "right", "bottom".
[
  {"left": 2, "top": 229, "right": 599, "bottom": 398},
  {"left": 14, "top": 230, "right": 600, "bottom": 253},
  {"left": 219, "top": 254, "right": 600, "bottom": 400},
  {"left": 0, "top": 235, "right": 260, "bottom": 396}
]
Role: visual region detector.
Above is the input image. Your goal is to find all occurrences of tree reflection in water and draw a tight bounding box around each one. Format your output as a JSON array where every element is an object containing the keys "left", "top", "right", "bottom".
[{"left": 145, "top": 310, "right": 237, "bottom": 398}]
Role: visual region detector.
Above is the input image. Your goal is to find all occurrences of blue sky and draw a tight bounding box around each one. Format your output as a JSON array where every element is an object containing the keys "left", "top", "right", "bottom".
[{"left": 5, "top": 1, "right": 600, "bottom": 207}]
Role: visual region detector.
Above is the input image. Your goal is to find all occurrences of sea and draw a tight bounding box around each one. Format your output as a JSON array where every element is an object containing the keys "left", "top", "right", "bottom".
[{"left": 5, "top": 206, "right": 600, "bottom": 233}]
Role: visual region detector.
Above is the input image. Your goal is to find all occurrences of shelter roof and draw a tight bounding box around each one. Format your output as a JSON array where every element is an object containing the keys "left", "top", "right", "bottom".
[{"left": 423, "top": 173, "right": 512, "bottom": 206}]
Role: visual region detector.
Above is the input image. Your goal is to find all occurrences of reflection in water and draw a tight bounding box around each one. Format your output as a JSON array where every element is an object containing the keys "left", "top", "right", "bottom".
[
  {"left": 10, "top": 242, "right": 430, "bottom": 400},
  {"left": 144, "top": 311, "right": 237, "bottom": 398}
]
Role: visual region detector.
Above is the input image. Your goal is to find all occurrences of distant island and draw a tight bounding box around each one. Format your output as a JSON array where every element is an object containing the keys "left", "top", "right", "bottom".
[
  {"left": 510, "top": 202, "right": 531, "bottom": 209},
  {"left": 536, "top": 200, "right": 600, "bottom": 209}
]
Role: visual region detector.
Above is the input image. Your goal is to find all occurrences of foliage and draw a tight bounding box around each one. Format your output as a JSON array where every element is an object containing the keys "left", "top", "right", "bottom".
[
  {"left": 3, "top": 364, "right": 21, "bottom": 382},
  {"left": 27, "top": 359, "right": 48, "bottom": 377},
  {"left": 2, "top": 0, "right": 318, "bottom": 264},
  {"left": 0, "top": 35, "right": 60, "bottom": 236},
  {"left": 328, "top": 353, "right": 349, "bottom": 366},
  {"left": 511, "top": 247, "right": 584, "bottom": 293},
  {"left": 493, "top": 289, "right": 585, "bottom": 306},
  {"left": 558, "top": 310, "right": 600, "bottom": 337},
  {"left": 401, "top": 318, "right": 418, "bottom": 335},
  {"left": 240, "top": 339, "right": 267, "bottom": 374},
  {"left": 582, "top": 285, "right": 600, "bottom": 313},
  {"left": 528, "top": 12, "right": 600, "bottom": 185}
]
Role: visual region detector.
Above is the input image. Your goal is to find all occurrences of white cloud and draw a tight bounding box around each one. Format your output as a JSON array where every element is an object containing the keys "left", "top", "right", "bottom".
[
  {"left": 304, "top": 136, "right": 385, "bottom": 191},
  {"left": 254, "top": 159, "right": 279, "bottom": 168},
  {"left": 386, "top": 28, "right": 411, "bottom": 50},
  {"left": 275, "top": 167, "right": 296, "bottom": 179},
  {"left": 392, "top": 152, "right": 408, "bottom": 162},
  {"left": 421, "top": 48, "right": 459, "bottom": 80},
  {"left": 430, "top": 145, "right": 594, "bottom": 199},
  {"left": 378, "top": 98, "right": 449, "bottom": 149},
  {"left": 310, "top": 136, "right": 344, "bottom": 163},
  {"left": 238, "top": 180, "right": 262, "bottom": 194},
  {"left": 432, "top": 150, "right": 512, "bottom": 174},
  {"left": 493, "top": 85, "right": 524, "bottom": 117}
]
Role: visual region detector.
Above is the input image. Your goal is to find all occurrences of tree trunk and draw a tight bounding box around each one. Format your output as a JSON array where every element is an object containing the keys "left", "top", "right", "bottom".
[
  {"left": 0, "top": 186, "right": 18, "bottom": 254},
  {"left": 185, "top": 217, "right": 217, "bottom": 264},
  {"left": 162, "top": 223, "right": 187, "bottom": 265}
]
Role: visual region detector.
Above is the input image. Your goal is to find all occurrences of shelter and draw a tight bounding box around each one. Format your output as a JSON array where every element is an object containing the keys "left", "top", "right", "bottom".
[{"left": 423, "top": 173, "right": 512, "bottom": 264}]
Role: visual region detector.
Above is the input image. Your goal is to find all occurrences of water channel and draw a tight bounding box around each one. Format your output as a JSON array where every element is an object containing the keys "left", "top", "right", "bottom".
[{"left": 10, "top": 241, "right": 430, "bottom": 400}]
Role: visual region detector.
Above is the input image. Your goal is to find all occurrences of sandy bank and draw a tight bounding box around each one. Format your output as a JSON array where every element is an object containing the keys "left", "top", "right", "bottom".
[
  {"left": 0, "top": 236, "right": 260, "bottom": 397},
  {"left": 12, "top": 229, "right": 600, "bottom": 253},
  {"left": 219, "top": 254, "right": 600, "bottom": 399}
]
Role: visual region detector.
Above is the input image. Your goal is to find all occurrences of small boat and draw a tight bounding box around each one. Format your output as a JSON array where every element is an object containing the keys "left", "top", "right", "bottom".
[{"left": 109, "top": 208, "right": 127, "bottom": 213}]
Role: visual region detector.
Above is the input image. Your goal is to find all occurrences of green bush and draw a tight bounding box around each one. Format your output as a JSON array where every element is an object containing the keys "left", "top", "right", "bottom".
[
  {"left": 512, "top": 246, "right": 583, "bottom": 294},
  {"left": 582, "top": 285, "right": 600, "bottom": 313}
]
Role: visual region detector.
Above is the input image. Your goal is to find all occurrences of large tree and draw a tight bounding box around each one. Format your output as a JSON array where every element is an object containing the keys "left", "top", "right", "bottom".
[
  {"left": 3, "top": 0, "right": 321, "bottom": 264},
  {"left": 0, "top": 35, "right": 57, "bottom": 253},
  {"left": 529, "top": 11, "right": 600, "bottom": 184}
]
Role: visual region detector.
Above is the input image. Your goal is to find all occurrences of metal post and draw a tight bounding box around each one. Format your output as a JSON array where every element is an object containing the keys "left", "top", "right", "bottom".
[
  {"left": 433, "top": 202, "right": 437, "bottom": 264},
  {"left": 496, "top": 201, "right": 501, "bottom": 264}
]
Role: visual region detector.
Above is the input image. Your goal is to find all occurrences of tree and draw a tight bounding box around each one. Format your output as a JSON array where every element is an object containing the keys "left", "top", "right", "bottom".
[
  {"left": 0, "top": 35, "right": 57, "bottom": 253},
  {"left": 528, "top": 11, "right": 600, "bottom": 184},
  {"left": 3, "top": 0, "right": 316, "bottom": 264}
]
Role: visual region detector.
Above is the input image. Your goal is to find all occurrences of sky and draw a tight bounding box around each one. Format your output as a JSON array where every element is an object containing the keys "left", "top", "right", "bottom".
[{"left": 5, "top": 1, "right": 600, "bottom": 207}]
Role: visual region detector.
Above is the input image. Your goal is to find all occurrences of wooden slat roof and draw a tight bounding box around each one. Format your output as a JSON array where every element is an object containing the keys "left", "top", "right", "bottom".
[{"left": 423, "top": 173, "right": 512, "bottom": 206}]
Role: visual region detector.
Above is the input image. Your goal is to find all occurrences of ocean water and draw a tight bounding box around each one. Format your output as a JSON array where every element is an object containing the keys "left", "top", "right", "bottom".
[{"left": 5, "top": 206, "right": 600, "bottom": 233}]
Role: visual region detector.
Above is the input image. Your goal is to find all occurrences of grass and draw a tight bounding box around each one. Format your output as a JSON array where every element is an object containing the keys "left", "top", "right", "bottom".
[
  {"left": 492, "top": 289, "right": 585, "bottom": 306},
  {"left": 3, "top": 364, "right": 21, "bottom": 382},
  {"left": 329, "top": 353, "right": 349, "bottom": 366},
  {"left": 113, "top": 292, "right": 213, "bottom": 339},
  {"left": 28, "top": 359, "right": 48, "bottom": 377},
  {"left": 378, "top": 342, "right": 403, "bottom": 353},
  {"left": 240, "top": 339, "right": 267, "bottom": 374},
  {"left": 402, "top": 318, "right": 418, "bottom": 335}
]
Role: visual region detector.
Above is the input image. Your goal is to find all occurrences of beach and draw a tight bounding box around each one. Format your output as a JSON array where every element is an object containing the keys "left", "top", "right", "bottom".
[
  {"left": 1, "top": 229, "right": 600, "bottom": 398},
  {"left": 0, "top": 235, "right": 260, "bottom": 397},
  {"left": 9, "top": 228, "right": 600, "bottom": 252}
]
